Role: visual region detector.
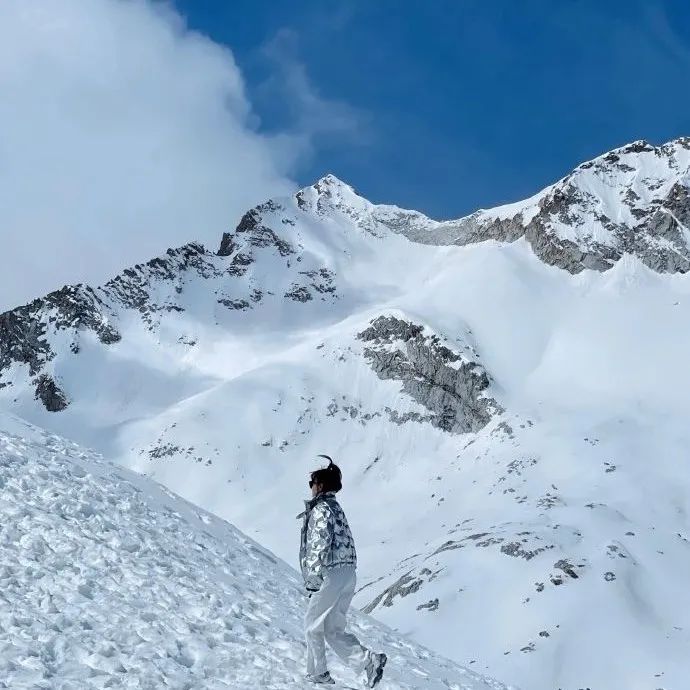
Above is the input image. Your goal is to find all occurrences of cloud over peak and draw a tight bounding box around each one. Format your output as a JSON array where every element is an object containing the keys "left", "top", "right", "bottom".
[{"left": 0, "top": 0, "right": 298, "bottom": 310}]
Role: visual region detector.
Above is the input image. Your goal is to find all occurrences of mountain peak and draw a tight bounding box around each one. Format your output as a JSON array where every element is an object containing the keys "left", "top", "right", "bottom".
[
  {"left": 293, "top": 173, "right": 367, "bottom": 216},
  {"left": 313, "top": 172, "right": 354, "bottom": 189},
  {"left": 588, "top": 136, "right": 690, "bottom": 164},
  {"left": 308, "top": 173, "right": 360, "bottom": 202}
]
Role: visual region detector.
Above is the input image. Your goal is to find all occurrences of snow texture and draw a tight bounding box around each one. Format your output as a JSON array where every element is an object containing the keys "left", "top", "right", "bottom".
[{"left": 0, "top": 414, "right": 510, "bottom": 690}]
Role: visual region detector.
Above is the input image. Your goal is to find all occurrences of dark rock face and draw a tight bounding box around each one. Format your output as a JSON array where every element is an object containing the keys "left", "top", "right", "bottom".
[
  {"left": 217, "top": 298, "right": 250, "bottom": 310},
  {"left": 217, "top": 200, "right": 340, "bottom": 310},
  {"left": 34, "top": 374, "right": 68, "bottom": 412},
  {"left": 362, "top": 572, "right": 426, "bottom": 614},
  {"left": 104, "top": 242, "right": 221, "bottom": 317},
  {"left": 358, "top": 316, "right": 500, "bottom": 434},
  {"left": 227, "top": 252, "right": 253, "bottom": 277},
  {"left": 0, "top": 284, "right": 121, "bottom": 375},
  {"left": 500, "top": 541, "right": 550, "bottom": 561},
  {"left": 283, "top": 270, "right": 336, "bottom": 303},
  {"left": 299, "top": 269, "right": 336, "bottom": 295},
  {"left": 0, "top": 283, "right": 123, "bottom": 410},
  {"left": 385, "top": 181, "right": 690, "bottom": 275},
  {"left": 0, "top": 307, "right": 53, "bottom": 377},
  {"left": 284, "top": 285, "right": 312, "bottom": 302},
  {"left": 217, "top": 232, "right": 237, "bottom": 257},
  {"left": 219, "top": 202, "right": 294, "bottom": 261},
  {"left": 416, "top": 598, "right": 440, "bottom": 612}
]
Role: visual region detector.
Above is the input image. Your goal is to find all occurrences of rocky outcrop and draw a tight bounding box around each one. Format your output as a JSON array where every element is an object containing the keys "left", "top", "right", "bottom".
[
  {"left": 0, "top": 307, "right": 54, "bottom": 377},
  {"left": 218, "top": 201, "right": 294, "bottom": 259},
  {"left": 104, "top": 242, "right": 222, "bottom": 316},
  {"left": 358, "top": 316, "right": 500, "bottom": 434},
  {"left": 34, "top": 374, "right": 69, "bottom": 412},
  {"left": 0, "top": 242, "right": 223, "bottom": 409},
  {"left": 0, "top": 283, "right": 121, "bottom": 406},
  {"left": 362, "top": 571, "right": 429, "bottom": 614}
]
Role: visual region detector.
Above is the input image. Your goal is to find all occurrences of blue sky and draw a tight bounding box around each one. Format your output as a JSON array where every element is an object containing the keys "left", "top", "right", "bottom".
[{"left": 176, "top": 1, "right": 689, "bottom": 219}]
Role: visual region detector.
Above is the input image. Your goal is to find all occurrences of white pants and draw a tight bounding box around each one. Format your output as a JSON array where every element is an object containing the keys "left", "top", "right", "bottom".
[{"left": 305, "top": 566, "right": 370, "bottom": 676}]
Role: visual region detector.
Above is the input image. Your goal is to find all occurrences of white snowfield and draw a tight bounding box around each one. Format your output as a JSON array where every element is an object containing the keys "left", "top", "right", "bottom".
[{"left": 0, "top": 414, "right": 512, "bottom": 690}]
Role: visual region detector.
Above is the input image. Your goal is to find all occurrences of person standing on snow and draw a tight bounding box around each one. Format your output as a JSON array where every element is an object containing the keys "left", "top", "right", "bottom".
[{"left": 298, "top": 455, "right": 387, "bottom": 687}]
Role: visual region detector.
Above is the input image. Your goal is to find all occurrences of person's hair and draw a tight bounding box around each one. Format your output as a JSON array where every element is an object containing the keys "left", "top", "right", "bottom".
[{"left": 311, "top": 454, "right": 342, "bottom": 493}]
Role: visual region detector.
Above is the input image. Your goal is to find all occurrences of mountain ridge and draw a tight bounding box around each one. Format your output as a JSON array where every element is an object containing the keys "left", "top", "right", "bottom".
[{"left": 4, "top": 135, "right": 690, "bottom": 415}]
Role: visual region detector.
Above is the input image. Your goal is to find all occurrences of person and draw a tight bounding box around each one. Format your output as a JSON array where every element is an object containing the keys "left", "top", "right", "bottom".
[{"left": 298, "top": 455, "right": 387, "bottom": 687}]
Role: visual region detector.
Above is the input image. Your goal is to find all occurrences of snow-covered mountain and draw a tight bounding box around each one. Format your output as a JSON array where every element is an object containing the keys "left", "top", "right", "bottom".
[
  {"left": 2, "top": 138, "right": 690, "bottom": 689},
  {"left": 365, "top": 137, "right": 690, "bottom": 273},
  {"left": 0, "top": 414, "right": 510, "bottom": 689}
]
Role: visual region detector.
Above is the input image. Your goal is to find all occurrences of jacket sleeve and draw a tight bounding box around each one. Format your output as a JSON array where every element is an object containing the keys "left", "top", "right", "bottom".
[{"left": 304, "top": 502, "right": 333, "bottom": 591}]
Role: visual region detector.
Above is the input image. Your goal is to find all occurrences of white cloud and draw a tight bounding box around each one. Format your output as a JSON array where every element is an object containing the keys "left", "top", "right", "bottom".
[
  {"left": 257, "top": 28, "right": 369, "bottom": 165},
  {"left": 0, "top": 0, "right": 300, "bottom": 310}
]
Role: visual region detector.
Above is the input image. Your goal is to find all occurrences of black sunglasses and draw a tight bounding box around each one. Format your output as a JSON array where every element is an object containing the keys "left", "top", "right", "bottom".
[{"left": 308, "top": 479, "right": 315, "bottom": 488}]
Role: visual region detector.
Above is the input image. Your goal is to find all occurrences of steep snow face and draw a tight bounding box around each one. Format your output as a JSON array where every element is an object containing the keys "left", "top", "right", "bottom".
[
  {"left": 0, "top": 414, "right": 511, "bottom": 690},
  {"left": 2, "top": 139, "right": 690, "bottom": 690}
]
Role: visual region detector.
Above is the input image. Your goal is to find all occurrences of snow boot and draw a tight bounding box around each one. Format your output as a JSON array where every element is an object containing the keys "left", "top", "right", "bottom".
[
  {"left": 364, "top": 651, "right": 387, "bottom": 687},
  {"left": 307, "top": 671, "right": 336, "bottom": 685}
]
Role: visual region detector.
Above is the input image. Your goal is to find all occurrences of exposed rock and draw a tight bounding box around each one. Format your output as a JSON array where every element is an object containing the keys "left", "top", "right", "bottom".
[
  {"left": 284, "top": 285, "right": 312, "bottom": 302},
  {"left": 0, "top": 305, "right": 53, "bottom": 377},
  {"left": 298, "top": 269, "right": 336, "bottom": 295},
  {"left": 0, "top": 242, "right": 224, "bottom": 398},
  {"left": 385, "top": 407, "right": 433, "bottom": 427},
  {"left": 358, "top": 315, "right": 500, "bottom": 434},
  {"left": 34, "top": 374, "right": 68, "bottom": 412},
  {"left": 217, "top": 232, "right": 237, "bottom": 257},
  {"left": 0, "top": 283, "right": 121, "bottom": 389},
  {"left": 500, "top": 541, "right": 550, "bottom": 561},
  {"left": 432, "top": 540, "right": 466, "bottom": 556},
  {"left": 219, "top": 203, "right": 294, "bottom": 260},
  {"left": 217, "top": 298, "right": 251, "bottom": 311},
  {"left": 105, "top": 243, "right": 220, "bottom": 314},
  {"left": 362, "top": 572, "right": 425, "bottom": 613},
  {"left": 417, "top": 598, "right": 439, "bottom": 612},
  {"left": 554, "top": 559, "right": 580, "bottom": 579},
  {"left": 227, "top": 252, "right": 253, "bottom": 277}
]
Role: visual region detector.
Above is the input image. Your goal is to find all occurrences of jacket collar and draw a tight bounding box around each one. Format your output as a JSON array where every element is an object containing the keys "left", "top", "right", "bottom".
[{"left": 297, "top": 491, "right": 336, "bottom": 519}]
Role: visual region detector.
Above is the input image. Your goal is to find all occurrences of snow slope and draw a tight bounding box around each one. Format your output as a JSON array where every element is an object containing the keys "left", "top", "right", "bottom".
[
  {"left": 2, "top": 138, "right": 690, "bottom": 689},
  {"left": 0, "top": 413, "right": 510, "bottom": 690}
]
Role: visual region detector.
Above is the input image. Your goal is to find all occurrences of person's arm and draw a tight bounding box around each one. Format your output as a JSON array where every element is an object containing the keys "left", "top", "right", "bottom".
[{"left": 304, "top": 502, "right": 333, "bottom": 592}]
